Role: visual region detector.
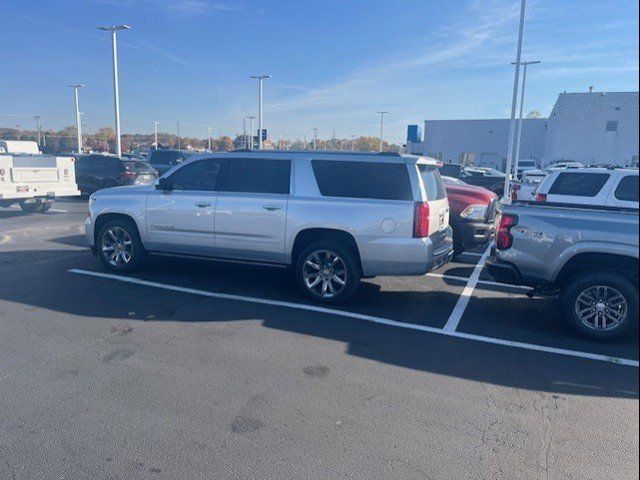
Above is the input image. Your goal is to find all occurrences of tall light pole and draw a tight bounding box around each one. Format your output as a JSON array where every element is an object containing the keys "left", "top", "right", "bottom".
[
  {"left": 68, "top": 84, "right": 85, "bottom": 154},
  {"left": 98, "top": 25, "right": 130, "bottom": 157},
  {"left": 250, "top": 74, "right": 271, "bottom": 149},
  {"left": 34, "top": 115, "right": 42, "bottom": 147},
  {"left": 176, "top": 120, "right": 181, "bottom": 150},
  {"left": 350, "top": 135, "right": 357, "bottom": 151},
  {"left": 377, "top": 111, "right": 388, "bottom": 152},
  {"left": 207, "top": 127, "right": 212, "bottom": 151},
  {"left": 312, "top": 128, "right": 318, "bottom": 150},
  {"left": 512, "top": 60, "right": 541, "bottom": 179},
  {"left": 247, "top": 116, "right": 255, "bottom": 150},
  {"left": 503, "top": 0, "right": 527, "bottom": 197},
  {"left": 152, "top": 121, "right": 159, "bottom": 149},
  {"left": 242, "top": 117, "right": 248, "bottom": 149}
]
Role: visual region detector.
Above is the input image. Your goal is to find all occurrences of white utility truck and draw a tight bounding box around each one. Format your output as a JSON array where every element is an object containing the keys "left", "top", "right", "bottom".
[{"left": 0, "top": 141, "right": 81, "bottom": 213}]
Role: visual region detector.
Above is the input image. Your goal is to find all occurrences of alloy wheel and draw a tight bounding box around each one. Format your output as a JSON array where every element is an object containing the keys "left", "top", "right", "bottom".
[
  {"left": 575, "top": 285, "right": 628, "bottom": 331},
  {"left": 302, "top": 250, "right": 348, "bottom": 299},
  {"left": 101, "top": 227, "right": 134, "bottom": 268}
]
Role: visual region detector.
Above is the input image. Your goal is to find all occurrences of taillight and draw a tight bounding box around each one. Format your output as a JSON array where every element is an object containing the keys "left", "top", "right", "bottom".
[
  {"left": 413, "top": 202, "right": 430, "bottom": 238},
  {"left": 121, "top": 171, "right": 137, "bottom": 179},
  {"left": 511, "top": 184, "right": 521, "bottom": 201},
  {"left": 496, "top": 214, "right": 518, "bottom": 250},
  {"left": 534, "top": 193, "right": 547, "bottom": 203}
]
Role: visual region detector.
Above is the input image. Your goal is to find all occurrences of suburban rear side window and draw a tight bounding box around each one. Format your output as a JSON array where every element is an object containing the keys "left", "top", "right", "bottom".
[
  {"left": 168, "top": 159, "right": 222, "bottom": 191},
  {"left": 614, "top": 176, "right": 639, "bottom": 202},
  {"left": 222, "top": 158, "right": 291, "bottom": 194},
  {"left": 549, "top": 173, "right": 610, "bottom": 197},
  {"left": 311, "top": 160, "right": 412, "bottom": 201},
  {"left": 418, "top": 165, "right": 447, "bottom": 201}
]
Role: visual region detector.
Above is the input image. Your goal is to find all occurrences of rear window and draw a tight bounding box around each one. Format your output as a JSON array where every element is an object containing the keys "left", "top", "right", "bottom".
[
  {"left": 311, "top": 160, "right": 412, "bottom": 201},
  {"left": 223, "top": 158, "right": 291, "bottom": 194},
  {"left": 549, "top": 172, "right": 610, "bottom": 197},
  {"left": 614, "top": 176, "right": 639, "bottom": 202},
  {"left": 418, "top": 165, "right": 447, "bottom": 201}
]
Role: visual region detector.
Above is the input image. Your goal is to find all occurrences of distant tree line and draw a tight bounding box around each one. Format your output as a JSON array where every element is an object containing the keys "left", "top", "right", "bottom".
[{"left": 1, "top": 126, "right": 402, "bottom": 155}]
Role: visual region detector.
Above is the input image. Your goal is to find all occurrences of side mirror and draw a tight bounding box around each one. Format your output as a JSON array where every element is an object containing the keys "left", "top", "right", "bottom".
[{"left": 156, "top": 177, "right": 173, "bottom": 191}]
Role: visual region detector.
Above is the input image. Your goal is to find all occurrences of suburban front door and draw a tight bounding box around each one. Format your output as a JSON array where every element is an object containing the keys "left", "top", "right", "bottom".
[
  {"left": 146, "top": 158, "right": 223, "bottom": 256},
  {"left": 214, "top": 157, "right": 291, "bottom": 264}
]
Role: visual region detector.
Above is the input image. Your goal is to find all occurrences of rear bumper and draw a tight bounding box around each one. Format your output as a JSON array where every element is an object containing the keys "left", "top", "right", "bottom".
[
  {"left": 0, "top": 188, "right": 80, "bottom": 201},
  {"left": 459, "top": 219, "right": 494, "bottom": 248},
  {"left": 485, "top": 255, "right": 523, "bottom": 285}
]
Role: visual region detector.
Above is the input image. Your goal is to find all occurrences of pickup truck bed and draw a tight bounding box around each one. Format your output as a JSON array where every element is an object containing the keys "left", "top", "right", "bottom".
[{"left": 487, "top": 201, "right": 639, "bottom": 340}]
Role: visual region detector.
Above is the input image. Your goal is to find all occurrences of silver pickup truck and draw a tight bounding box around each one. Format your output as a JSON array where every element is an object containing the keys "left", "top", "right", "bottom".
[{"left": 487, "top": 202, "right": 639, "bottom": 339}]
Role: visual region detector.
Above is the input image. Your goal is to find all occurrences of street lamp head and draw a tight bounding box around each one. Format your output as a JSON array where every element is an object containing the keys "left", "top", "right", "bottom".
[
  {"left": 511, "top": 60, "right": 542, "bottom": 66},
  {"left": 68, "top": 84, "right": 85, "bottom": 89},
  {"left": 98, "top": 25, "right": 131, "bottom": 31},
  {"left": 250, "top": 75, "right": 271, "bottom": 80}
]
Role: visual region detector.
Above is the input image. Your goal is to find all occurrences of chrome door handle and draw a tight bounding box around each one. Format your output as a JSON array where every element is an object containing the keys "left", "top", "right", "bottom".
[
  {"left": 195, "top": 202, "right": 212, "bottom": 208},
  {"left": 262, "top": 205, "right": 282, "bottom": 211}
]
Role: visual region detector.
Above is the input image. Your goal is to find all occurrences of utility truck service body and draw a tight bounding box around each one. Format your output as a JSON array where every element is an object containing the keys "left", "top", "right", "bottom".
[{"left": 0, "top": 141, "right": 81, "bottom": 212}]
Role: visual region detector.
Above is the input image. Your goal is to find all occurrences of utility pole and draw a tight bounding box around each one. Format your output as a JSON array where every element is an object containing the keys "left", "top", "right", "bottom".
[
  {"left": 97, "top": 25, "right": 130, "bottom": 157},
  {"left": 312, "top": 128, "right": 318, "bottom": 150},
  {"left": 153, "top": 121, "right": 159, "bottom": 149},
  {"left": 176, "top": 120, "right": 181, "bottom": 150},
  {"left": 68, "top": 84, "right": 85, "bottom": 154},
  {"left": 34, "top": 115, "right": 42, "bottom": 146},
  {"left": 503, "top": 0, "right": 527, "bottom": 197},
  {"left": 250, "top": 74, "right": 271, "bottom": 149},
  {"left": 207, "top": 126, "right": 212, "bottom": 151},
  {"left": 512, "top": 60, "right": 541, "bottom": 179},
  {"left": 242, "top": 117, "right": 247, "bottom": 149},
  {"left": 377, "top": 111, "right": 388, "bottom": 152},
  {"left": 247, "top": 116, "right": 255, "bottom": 150}
]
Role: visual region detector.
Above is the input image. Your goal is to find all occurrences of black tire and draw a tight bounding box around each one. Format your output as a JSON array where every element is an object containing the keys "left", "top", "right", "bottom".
[
  {"left": 295, "top": 240, "right": 361, "bottom": 304},
  {"left": 96, "top": 219, "right": 146, "bottom": 273},
  {"left": 19, "top": 200, "right": 40, "bottom": 213},
  {"left": 39, "top": 200, "right": 53, "bottom": 213},
  {"left": 561, "top": 272, "right": 638, "bottom": 341}
]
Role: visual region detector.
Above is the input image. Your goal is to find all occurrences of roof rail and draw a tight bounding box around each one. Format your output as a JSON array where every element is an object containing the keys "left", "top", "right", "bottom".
[{"left": 376, "top": 152, "right": 401, "bottom": 157}]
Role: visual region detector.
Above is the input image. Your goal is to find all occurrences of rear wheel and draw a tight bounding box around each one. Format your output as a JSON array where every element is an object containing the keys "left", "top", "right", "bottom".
[
  {"left": 39, "top": 200, "right": 53, "bottom": 213},
  {"left": 561, "top": 272, "right": 638, "bottom": 340},
  {"left": 295, "top": 241, "right": 361, "bottom": 304},
  {"left": 19, "top": 200, "right": 41, "bottom": 213},
  {"left": 97, "top": 219, "right": 145, "bottom": 272}
]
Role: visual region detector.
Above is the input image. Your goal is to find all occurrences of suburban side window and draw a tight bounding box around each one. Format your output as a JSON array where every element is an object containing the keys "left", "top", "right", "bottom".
[
  {"left": 548, "top": 173, "right": 610, "bottom": 197},
  {"left": 222, "top": 158, "right": 291, "bottom": 194},
  {"left": 168, "top": 159, "right": 222, "bottom": 191},
  {"left": 311, "top": 160, "right": 413, "bottom": 201},
  {"left": 614, "top": 176, "right": 639, "bottom": 202}
]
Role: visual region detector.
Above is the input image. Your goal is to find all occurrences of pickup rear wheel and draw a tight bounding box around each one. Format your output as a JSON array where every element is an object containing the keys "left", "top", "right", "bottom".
[
  {"left": 561, "top": 272, "right": 638, "bottom": 340},
  {"left": 19, "top": 200, "right": 41, "bottom": 213},
  {"left": 97, "top": 219, "right": 145, "bottom": 273},
  {"left": 39, "top": 200, "right": 53, "bottom": 213},
  {"left": 295, "top": 241, "right": 361, "bottom": 304}
]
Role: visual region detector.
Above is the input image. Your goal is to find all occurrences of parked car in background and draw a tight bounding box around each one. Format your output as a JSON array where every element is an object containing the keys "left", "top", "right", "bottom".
[
  {"left": 511, "top": 169, "right": 548, "bottom": 201},
  {"left": 147, "top": 148, "right": 194, "bottom": 175},
  {"left": 546, "top": 161, "right": 584, "bottom": 172},
  {"left": 487, "top": 194, "right": 639, "bottom": 339},
  {"left": 532, "top": 168, "right": 639, "bottom": 207},
  {"left": 514, "top": 159, "right": 538, "bottom": 179},
  {"left": 442, "top": 176, "right": 498, "bottom": 255},
  {"left": 85, "top": 151, "right": 453, "bottom": 304},
  {"left": 460, "top": 167, "right": 506, "bottom": 195},
  {"left": 75, "top": 154, "right": 155, "bottom": 195}
]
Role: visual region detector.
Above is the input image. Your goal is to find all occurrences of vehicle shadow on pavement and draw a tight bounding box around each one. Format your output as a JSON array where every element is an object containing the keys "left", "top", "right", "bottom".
[{"left": 0, "top": 247, "right": 638, "bottom": 399}]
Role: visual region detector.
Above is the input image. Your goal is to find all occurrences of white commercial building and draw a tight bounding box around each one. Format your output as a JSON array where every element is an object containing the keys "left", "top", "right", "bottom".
[{"left": 408, "top": 90, "right": 639, "bottom": 169}]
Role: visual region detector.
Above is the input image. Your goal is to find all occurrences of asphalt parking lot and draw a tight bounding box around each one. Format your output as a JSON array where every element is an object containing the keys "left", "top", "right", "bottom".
[{"left": 1, "top": 199, "right": 638, "bottom": 479}]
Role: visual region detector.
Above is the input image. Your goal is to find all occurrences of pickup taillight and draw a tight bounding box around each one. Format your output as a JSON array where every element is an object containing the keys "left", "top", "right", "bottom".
[
  {"left": 496, "top": 214, "right": 518, "bottom": 250},
  {"left": 511, "top": 184, "right": 521, "bottom": 201},
  {"left": 534, "top": 193, "right": 547, "bottom": 203},
  {"left": 413, "top": 202, "right": 430, "bottom": 238}
]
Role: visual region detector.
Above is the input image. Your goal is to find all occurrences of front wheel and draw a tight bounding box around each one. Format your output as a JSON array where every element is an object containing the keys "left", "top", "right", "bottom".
[
  {"left": 97, "top": 219, "right": 145, "bottom": 272},
  {"left": 295, "top": 241, "right": 361, "bottom": 304},
  {"left": 561, "top": 272, "right": 638, "bottom": 340}
]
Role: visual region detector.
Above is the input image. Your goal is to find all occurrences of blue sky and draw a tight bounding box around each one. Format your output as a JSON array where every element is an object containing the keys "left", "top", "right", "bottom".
[{"left": 1, "top": 0, "right": 638, "bottom": 143}]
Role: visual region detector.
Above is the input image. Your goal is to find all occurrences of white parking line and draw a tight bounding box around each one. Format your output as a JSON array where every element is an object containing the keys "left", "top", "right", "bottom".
[
  {"left": 443, "top": 245, "right": 492, "bottom": 332},
  {"left": 69, "top": 268, "right": 639, "bottom": 368},
  {"left": 425, "top": 272, "right": 532, "bottom": 292}
]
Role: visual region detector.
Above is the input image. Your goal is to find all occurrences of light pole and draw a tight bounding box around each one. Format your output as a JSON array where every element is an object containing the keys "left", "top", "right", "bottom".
[
  {"left": 503, "top": 0, "right": 527, "bottom": 197},
  {"left": 377, "top": 111, "right": 388, "bottom": 152},
  {"left": 153, "top": 121, "right": 159, "bottom": 149},
  {"left": 68, "top": 84, "right": 85, "bottom": 154},
  {"left": 512, "top": 60, "right": 541, "bottom": 179},
  {"left": 247, "top": 116, "right": 255, "bottom": 150},
  {"left": 242, "top": 117, "right": 247, "bottom": 149},
  {"left": 34, "top": 115, "right": 42, "bottom": 147},
  {"left": 350, "top": 135, "right": 357, "bottom": 151},
  {"left": 176, "top": 120, "right": 181, "bottom": 150},
  {"left": 250, "top": 74, "right": 271, "bottom": 149},
  {"left": 97, "top": 25, "right": 130, "bottom": 157},
  {"left": 312, "top": 128, "right": 318, "bottom": 150}
]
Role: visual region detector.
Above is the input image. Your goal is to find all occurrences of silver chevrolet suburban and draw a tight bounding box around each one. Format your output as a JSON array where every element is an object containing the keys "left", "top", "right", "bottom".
[{"left": 85, "top": 151, "right": 453, "bottom": 303}]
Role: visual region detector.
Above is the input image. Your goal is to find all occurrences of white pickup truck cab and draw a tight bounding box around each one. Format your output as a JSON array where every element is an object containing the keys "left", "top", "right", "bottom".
[{"left": 0, "top": 141, "right": 81, "bottom": 212}]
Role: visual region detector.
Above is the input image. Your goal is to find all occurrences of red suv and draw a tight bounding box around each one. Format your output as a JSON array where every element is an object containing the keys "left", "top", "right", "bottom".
[{"left": 442, "top": 176, "right": 498, "bottom": 255}]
